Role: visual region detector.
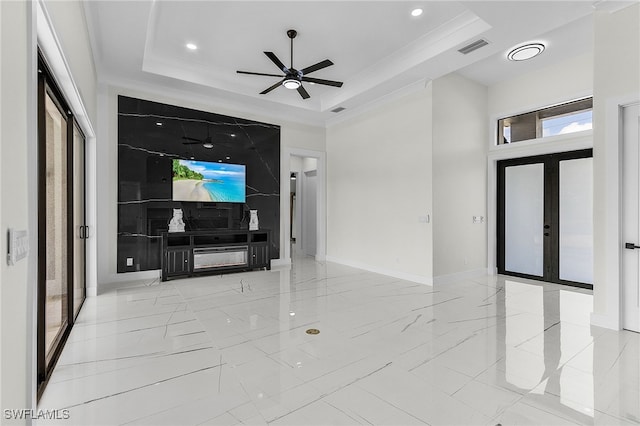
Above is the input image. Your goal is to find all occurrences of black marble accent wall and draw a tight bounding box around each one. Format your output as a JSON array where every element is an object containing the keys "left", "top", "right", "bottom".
[{"left": 118, "top": 96, "right": 280, "bottom": 273}]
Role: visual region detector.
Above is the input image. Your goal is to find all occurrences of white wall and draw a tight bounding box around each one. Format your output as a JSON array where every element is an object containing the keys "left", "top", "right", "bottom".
[
  {"left": 97, "top": 85, "right": 326, "bottom": 287},
  {"left": 42, "top": 0, "right": 97, "bottom": 124},
  {"left": 432, "top": 73, "right": 488, "bottom": 279},
  {"left": 488, "top": 52, "right": 593, "bottom": 121},
  {"left": 0, "top": 1, "right": 36, "bottom": 419},
  {"left": 326, "top": 86, "right": 433, "bottom": 284},
  {"left": 592, "top": 4, "right": 640, "bottom": 329}
]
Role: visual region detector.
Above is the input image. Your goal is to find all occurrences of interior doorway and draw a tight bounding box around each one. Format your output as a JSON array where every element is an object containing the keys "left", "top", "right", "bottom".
[
  {"left": 497, "top": 149, "right": 594, "bottom": 289},
  {"left": 289, "top": 156, "right": 318, "bottom": 259},
  {"left": 621, "top": 103, "right": 640, "bottom": 333}
]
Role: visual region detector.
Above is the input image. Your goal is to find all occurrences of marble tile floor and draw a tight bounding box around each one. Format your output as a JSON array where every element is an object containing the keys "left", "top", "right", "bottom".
[{"left": 37, "top": 256, "right": 640, "bottom": 426}]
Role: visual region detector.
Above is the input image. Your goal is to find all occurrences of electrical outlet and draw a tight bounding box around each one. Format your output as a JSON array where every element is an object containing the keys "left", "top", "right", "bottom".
[{"left": 126, "top": 257, "right": 134, "bottom": 267}]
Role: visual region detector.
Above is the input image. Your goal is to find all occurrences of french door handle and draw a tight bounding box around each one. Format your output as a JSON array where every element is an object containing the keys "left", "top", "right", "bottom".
[
  {"left": 79, "top": 226, "right": 85, "bottom": 239},
  {"left": 625, "top": 242, "right": 640, "bottom": 250}
]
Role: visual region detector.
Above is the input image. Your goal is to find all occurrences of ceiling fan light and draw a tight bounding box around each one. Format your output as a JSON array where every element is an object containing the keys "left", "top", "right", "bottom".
[
  {"left": 283, "top": 78, "right": 301, "bottom": 90},
  {"left": 203, "top": 143, "right": 214, "bottom": 149}
]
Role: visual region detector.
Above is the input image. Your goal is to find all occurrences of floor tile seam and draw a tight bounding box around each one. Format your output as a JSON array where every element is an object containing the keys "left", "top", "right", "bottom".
[
  {"left": 174, "top": 282, "right": 252, "bottom": 350},
  {"left": 407, "top": 333, "right": 478, "bottom": 373},
  {"left": 213, "top": 401, "right": 261, "bottom": 424},
  {"left": 45, "top": 346, "right": 220, "bottom": 390},
  {"left": 117, "top": 392, "right": 236, "bottom": 426},
  {"left": 594, "top": 408, "right": 640, "bottom": 425},
  {"left": 448, "top": 380, "right": 525, "bottom": 420},
  {"left": 58, "top": 361, "right": 226, "bottom": 411},
  {"left": 322, "top": 399, "right": 376, "bottom": 425},
  {"left": 71, "top": 307, "right": 192, "bottom": 328},
  {"left": 348, "top": 312, "right": 429, "bottom": 339},
  {"left": 518, "top": 397, "right": 590, "bottom": 425},
  {"left": 403, "top": 363, "right": 474, "bottom": 396},
  {"left": 265, "top": 361, "right": 395, "bottom": 424},
  {"left": 61, "top": 320, "right": 206, "bottom": 347},
  {"left": 353, "top": 385, "right": 433, "bottom": 425}
]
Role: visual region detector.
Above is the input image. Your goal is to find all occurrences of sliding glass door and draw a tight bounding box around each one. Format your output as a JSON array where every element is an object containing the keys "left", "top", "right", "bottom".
[
  {"left": 73, "top": 123, "right": 86, "bottom": 319},
  {"left": 497, "top": 150, "right": 593, "bottom": 289},
  {"left": 41, "top": 89, "right": 70, "bottom": 367},
  {"left": 37, "top": 53, "right": 87, "bottom": 399}
]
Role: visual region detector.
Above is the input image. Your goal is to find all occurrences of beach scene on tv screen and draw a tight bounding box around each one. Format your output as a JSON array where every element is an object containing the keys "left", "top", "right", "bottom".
[{"left": 172, "top": 159, "right": 246, "bottom": 202}]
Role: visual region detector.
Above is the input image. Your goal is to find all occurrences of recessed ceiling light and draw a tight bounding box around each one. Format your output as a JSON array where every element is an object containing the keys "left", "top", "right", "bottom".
[
  {"left": 203, "top": 143, "right": 214, "bottom": 149},
  {"left": 225, "top": 156, "right": 230, "bottom": 160},
  {"left": 218, "top": 159, "right": 223, "bottom": 162},
  {"left": 507, "top": 43, "right": 545, "bottom": 61},
  {"left": 283, "top": 78, "right": 301, "bottom": 90},
  {"left": 411, "top": 8, "right": 423, "bottom": 17},
  {"left": 186, "top": 43, "right": 198, "bottom": 50},
  {"left": 155, "top": 121, "right": 163, "bottom": 126},
  {"left": 230, "top": 133, "right": 236, "bottom": 137}
]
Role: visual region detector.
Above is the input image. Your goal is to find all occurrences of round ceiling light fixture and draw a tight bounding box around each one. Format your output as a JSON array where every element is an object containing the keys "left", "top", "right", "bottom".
[
  {"left": 186, "top": 43, "right": 198, "bottom": 50},
  {"left": 283, "top": 78, "right": 301, "bottom": 90},
  {"left": 411, "top": 8, "right": 423, "bottom": 17},
  {"left": 507, "top": 43, "right": 545, "bottom": 61}
]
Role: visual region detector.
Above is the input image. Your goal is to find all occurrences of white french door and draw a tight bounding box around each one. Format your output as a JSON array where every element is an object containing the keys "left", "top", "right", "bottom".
[{"left": 622, "top": 103, "right": 640, "bottom": 333}]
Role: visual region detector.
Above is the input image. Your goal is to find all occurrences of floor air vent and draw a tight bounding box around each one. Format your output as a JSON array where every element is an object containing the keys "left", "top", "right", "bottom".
[{"left": 458, "top": 39, "right": 489, "bottom": 55}]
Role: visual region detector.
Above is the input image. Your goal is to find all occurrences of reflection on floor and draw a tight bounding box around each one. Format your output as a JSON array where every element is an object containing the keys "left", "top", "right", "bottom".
[{"left": 37, "top": 256, "right": 639, "bottom": 425}]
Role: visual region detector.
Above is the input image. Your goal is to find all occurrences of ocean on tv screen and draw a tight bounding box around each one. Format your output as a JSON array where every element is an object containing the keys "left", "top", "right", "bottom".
[{"left": 172, "top": 159, "right": 246, "bottom": 203}]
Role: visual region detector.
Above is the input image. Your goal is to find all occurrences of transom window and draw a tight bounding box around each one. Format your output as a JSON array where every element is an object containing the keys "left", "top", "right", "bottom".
[{"left": 498, "top": 97, "right": 592, "bottom": 145}]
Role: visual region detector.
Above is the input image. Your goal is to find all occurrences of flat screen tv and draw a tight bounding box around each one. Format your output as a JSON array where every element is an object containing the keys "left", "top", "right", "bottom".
[{"left": 172, "top": 159, "right": 246, "bottom": 203}]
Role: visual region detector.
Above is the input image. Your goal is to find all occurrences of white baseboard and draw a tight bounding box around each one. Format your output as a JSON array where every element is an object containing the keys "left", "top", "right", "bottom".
[
  {"left": 433, "top": 268, "right": 488, "bottom": 286},
  {"left": 590, "top": 312, "right": 620, "bottom": 331},
  {"left": 325, "top": 256, "right": 432, "bottom": 285},
  {"left": 271, "top": 258, "right": 291, "bottom": 268}
]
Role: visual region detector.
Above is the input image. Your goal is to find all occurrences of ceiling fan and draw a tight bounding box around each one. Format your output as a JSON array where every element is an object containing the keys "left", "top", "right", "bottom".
[
  {"left": 236, "top": 29, "right": 343, "bottom": 99},
  {"left": 182, "top": 125, "right": 216, "bottom": 148}
]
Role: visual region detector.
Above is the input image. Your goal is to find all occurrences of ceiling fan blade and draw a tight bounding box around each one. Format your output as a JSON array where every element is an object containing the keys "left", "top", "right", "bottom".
[
  {"left": 301, "top": 76, "right": 343, "bottom": 87},
  {"left": 182, "top": 136, "right": 202, "bottom": 142},
  {"left": 182, "top": 141, "right": 203, "bottom": 145},
  {"left": 237, "top": 70, "right": 284, "bottom": 78},
  {"left": 264, "top": 52, "right": 289, "bottom": 73},
  {"left": 300, "top": 59, "right": 333, "bottom": 75},
  {"left": 297, "top": 85, "right": 310, "bottom": 99},
  {"left": 260, "top": 79, "right": 284, "bottom": 95}
]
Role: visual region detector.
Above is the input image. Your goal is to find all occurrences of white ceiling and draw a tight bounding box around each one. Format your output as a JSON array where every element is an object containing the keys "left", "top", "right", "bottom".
[{"left": 83, "top": 1, "right": 625, "bottom": 126}]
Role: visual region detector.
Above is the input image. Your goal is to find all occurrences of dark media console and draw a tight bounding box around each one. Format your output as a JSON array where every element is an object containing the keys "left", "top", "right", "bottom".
[{"left": 161, "top": 229, "right": 270, "bottom": 281}]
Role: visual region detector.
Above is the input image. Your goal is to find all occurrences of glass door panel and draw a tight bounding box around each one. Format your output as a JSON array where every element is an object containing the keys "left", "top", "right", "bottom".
[
  {"left": 73, "top": 124, "right": 86, "bottom": 318},
  {"left": 504, "top": 163, "right": 544, "bottom": 276},
  {"left": 498, "top": 150, "right": 593, "bottom": 289},
  {"left": 44, "top": 92, "right": 69, "bottom": 362},
  {"left": 559, "top": 158, "right": 594, "bottom": 284}
]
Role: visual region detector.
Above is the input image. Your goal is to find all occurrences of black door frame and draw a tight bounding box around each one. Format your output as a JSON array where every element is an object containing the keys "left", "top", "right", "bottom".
[
  {"left": 497, "top": 149, "right": 593, "bottom": 289},
  {"left": 37, "top": 52, "right": 87, "bottom": 400}
]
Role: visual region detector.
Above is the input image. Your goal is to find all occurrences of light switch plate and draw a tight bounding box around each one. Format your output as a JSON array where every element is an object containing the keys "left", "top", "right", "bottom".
[
  {"left": 7, "top": 228, "right": 29, "bottom": 266},
  {"left": 472, "top": 216, "right": 484, "bottom": 224},
  {"left": 126, "top": 257, "right": 134, "bottom": 266}
]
